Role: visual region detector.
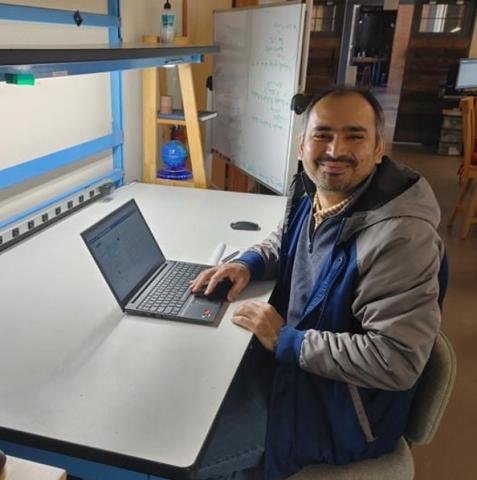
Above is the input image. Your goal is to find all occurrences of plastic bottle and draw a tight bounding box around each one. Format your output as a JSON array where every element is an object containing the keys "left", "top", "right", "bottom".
[{"left": 161, "top": 0, "right": 176, "bottom": 44}]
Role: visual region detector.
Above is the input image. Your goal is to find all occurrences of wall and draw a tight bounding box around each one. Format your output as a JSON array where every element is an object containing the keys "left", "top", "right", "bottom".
[
  {"left": 185, "top": 0, "right": 244, "bottom": 190},
  {"left": 186, "top": 0, "right": 231, "bottom": 112},
  {"left": 394, "top": 0, "right": 476, "bottom": 144},
  {"left": 387, "top": 4, "right": 414, "bottom": 94},
  {"left": 306, "top": 34, "right": 342, "bottom": 94},
  {"left": 469, "top": 12, "right": 477, "bottom": 57}
]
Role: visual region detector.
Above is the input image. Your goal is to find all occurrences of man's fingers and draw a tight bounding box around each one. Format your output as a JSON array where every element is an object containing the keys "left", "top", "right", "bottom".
[
  {"left": 234, "top": 300, "right": 263, "bottom": 316},
  {"left": 191, "top": 263, "right": 251, "bottom": 299},
  {"left": 226, "top": 277, "right": 248, "bottom": 302},
  {"left": 204, "top": 271, "right": 229, "bottom": 295},
  {"left": 190, "top": 268, "right": 217, "bottom": 291},
  {"left": 232, "top": 302, "right": 284, "bottom": 353},
  {"left": 232, "top": 314, "right": 255, "bottom": 332}
]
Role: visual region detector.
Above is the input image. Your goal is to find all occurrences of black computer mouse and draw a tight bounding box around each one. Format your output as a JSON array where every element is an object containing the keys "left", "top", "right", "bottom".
[
  {"left": 230, "top": 221, "right": 260, "bottom": 231},
  {"left": 194, "top": 278, "right": 233, "bottom": 301}
]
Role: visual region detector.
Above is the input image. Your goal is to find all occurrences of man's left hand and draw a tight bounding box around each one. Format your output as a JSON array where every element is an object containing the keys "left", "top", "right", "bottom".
[{"left": 232, "top": 301, "right": 285, "bottom": 352}]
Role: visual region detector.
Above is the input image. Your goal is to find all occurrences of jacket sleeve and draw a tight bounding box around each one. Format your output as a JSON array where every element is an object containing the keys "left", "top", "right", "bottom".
[
  {"left": 235, "top": 220, "right": 283, "bottom": 280},
  {"left": 275, "top": 217, "right": 443, "bottom": 391}
]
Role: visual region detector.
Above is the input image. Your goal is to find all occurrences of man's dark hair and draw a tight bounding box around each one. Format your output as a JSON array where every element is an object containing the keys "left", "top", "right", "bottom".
[{"left": 303, "top": 87, "right": 385, "bottom": 144}]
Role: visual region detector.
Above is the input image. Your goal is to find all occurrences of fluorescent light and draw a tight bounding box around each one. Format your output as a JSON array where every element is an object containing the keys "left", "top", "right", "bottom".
[{"left": 451, "top": 26, "right": 462, "bottom": 32}]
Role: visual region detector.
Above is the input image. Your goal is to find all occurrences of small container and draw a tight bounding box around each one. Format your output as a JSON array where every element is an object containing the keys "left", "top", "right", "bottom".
[
  {"left": 171, "top": 125, "right": 186, "bottom": 143},
  {"left": 160, "top": 95, "right": 173, "bottom": 114},
  {"left": 161, "top": 0, "right": 176, "bottom": 44}
]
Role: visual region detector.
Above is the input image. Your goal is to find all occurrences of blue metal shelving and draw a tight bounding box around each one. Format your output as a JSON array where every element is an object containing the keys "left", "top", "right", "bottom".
[{"left": 0, "top": 1, "right": 217, "bottom": 234}]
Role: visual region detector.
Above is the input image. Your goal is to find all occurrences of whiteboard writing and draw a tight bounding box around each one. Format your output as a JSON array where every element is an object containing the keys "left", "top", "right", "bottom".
[{"left": 213, "top": 4, "right": 304, "bottom": 194}]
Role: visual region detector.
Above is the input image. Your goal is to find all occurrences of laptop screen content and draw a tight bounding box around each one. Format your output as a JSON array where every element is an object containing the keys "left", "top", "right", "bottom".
[{"left": 82, "top": 200, "right": 166, "bottom": 305}]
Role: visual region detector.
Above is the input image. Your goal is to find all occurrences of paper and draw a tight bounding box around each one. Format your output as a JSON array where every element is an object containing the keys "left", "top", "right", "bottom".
[{"left": 208, "top": 242, "right": 226, "bottom": 265}]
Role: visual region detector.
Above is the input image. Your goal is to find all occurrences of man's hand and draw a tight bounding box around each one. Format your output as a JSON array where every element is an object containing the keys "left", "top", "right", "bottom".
[
  {"left": 190, "top": 262, "right": 251, "bottom": 302},
  {"left": 232, "top": 301, "right": 285, "bottom": 352}
]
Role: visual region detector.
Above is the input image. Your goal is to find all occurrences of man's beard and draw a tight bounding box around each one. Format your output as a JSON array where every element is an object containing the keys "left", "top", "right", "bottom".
[{"left": 312, "top": 154, "right": 358, "bottom": 192}]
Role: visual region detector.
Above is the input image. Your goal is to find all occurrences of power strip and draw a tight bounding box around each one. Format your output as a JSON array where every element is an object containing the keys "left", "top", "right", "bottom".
[{"left": 0, "top": 181, "right": 114, "bottom": 253}]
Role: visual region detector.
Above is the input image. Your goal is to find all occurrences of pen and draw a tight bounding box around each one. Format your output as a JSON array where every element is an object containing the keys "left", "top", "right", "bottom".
[{"left": 221, "top": 250, "right": 240, "bottom": 263}]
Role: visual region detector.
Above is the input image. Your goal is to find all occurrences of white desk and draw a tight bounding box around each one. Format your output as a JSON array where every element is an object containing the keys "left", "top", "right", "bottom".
[{"left": 0, "top": 183, "right": 286, "bottom": 479}]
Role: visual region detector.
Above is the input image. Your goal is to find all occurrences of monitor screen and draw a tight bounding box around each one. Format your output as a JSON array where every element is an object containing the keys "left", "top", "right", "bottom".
[
  {"left": 81, "top": 199, "right": 166, "bottom": 307},
  {"left": 456, "top": 59, "right": 477, "bottom": 89}
]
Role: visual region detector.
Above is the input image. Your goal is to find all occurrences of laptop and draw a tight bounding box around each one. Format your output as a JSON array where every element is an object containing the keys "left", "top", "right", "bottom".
[{"left": 81, "top": 199, "right": 225, "bottom": 325}]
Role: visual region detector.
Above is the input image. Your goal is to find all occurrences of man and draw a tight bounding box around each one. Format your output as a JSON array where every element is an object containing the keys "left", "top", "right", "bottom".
[{"left": 191, "top": 87, "right": 446, "bottom": 480}]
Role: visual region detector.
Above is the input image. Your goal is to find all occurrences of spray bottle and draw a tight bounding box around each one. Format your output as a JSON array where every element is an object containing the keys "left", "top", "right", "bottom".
[{"left": 161, "top": 0, "right": 176, "bottom": 44}]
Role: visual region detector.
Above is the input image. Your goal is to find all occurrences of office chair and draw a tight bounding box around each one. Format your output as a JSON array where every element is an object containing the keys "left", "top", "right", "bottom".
[{"left": 287, "top": 332, "right": 456, "bottom": 480}]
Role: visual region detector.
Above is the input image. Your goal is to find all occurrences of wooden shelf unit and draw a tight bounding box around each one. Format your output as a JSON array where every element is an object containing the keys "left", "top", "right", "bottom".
[{"left": 142, "top": 36, "right": 216, "bottom": 189}]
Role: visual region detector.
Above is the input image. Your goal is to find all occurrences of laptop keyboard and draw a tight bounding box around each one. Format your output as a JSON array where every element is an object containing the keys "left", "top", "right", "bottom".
[{"left": 139, "top": 262, "right": 208, "bottom": 315}]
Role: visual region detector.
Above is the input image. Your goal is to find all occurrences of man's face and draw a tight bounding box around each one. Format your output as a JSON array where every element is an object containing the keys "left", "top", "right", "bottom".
[{"left": 299, "top": 94, "right": 385, "bottom": 197}]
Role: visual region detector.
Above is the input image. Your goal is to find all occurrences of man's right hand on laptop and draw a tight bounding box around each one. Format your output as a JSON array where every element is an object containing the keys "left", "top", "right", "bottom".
[{"left": 190, "top": 263, "right": 251, "bottom": 302}]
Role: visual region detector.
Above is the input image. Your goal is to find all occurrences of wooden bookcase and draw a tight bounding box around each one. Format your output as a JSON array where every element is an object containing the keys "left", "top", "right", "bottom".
[{"left": 142, "top": 36, "right": 214, "bottom": 188}]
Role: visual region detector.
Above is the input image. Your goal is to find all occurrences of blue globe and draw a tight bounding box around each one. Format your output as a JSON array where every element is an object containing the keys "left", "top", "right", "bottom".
[
  {"left": 161, "top": 140, "right": 188, "bottom": 169},
  {"left": 158, "top": 140, "right": 192, "bottom": 181}
]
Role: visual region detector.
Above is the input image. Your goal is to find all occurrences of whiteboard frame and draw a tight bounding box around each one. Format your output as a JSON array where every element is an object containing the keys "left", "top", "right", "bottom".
[
  {"left": 0, "top": 0, "right": 124, "bottom": 230},
  {"left": 212, "top": 1, "right": 307, "bottom": 195}
]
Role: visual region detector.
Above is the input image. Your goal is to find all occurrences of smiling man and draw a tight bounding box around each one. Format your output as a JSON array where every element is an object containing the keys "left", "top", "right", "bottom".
[
  {"left": 300, "top": 91, "right": 384, "bottom": 204},
  {"left": 191, "top": 88, "right": 447, "bottom": 480}
]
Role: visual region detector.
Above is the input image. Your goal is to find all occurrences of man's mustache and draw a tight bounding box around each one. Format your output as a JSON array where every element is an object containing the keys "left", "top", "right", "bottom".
[{"left": 315, "top": 154, "right": 358, "bottom": 168}]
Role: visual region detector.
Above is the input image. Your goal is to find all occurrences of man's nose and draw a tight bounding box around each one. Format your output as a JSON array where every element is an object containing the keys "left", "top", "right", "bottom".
[{"left": 326, "top": 137, "right": 347, "bottom": 159}]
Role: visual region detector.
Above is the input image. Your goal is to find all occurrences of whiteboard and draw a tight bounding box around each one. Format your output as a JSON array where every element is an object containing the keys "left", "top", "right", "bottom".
[{"left": 213, "top": 3, "right": 305, "bottom": 194}]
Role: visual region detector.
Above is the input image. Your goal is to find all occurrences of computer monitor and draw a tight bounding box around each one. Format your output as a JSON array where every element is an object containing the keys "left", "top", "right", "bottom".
[{"left": 456, "top": 59, "right": 477, "bottom": 89}]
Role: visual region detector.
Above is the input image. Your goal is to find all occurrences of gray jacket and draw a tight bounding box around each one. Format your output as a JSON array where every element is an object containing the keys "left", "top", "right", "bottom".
[{"left": 241, "top": 160, "right": 444, "bottom": 391}]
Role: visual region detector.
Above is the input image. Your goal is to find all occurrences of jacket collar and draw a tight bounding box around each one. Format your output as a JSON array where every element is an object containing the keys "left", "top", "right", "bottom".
[{"left": 288, "top": 157, "right": 438, "bottom": 244}]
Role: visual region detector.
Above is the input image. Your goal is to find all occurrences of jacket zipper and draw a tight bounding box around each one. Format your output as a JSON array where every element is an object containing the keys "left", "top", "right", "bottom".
[
  {"left": 308, "top": 216, "right": 334, "bottom": 253},
  {"left": 347, "top": 384, "right": 376, "bottom": 443}
]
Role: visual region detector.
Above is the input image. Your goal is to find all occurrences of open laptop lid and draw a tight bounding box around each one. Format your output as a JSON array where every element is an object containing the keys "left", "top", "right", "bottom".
[{"left": 81, "top": 199, "right": 166, "bottom": 310}]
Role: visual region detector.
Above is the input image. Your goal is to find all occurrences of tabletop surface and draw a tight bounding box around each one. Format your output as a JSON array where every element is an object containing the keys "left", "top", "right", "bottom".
[{"left": 0, "top": 182, "right": 286, "bottom": 476}]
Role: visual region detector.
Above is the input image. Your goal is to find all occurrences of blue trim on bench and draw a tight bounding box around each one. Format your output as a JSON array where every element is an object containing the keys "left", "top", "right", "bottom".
[
  {"left": 0, "top": 3, "right": 119, "bottom": 28},
  {"left": 0, "top": 169, "right": 123, "bottom": 230},
  {"left": 0, "top": 132, "right": 123, "bottom": 191}
]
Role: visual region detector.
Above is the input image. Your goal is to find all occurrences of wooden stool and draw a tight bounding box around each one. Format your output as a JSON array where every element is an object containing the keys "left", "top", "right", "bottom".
[
  {"left": 448, "top": 97, "right": 477, "bottom": 238},
  {"left": 0, "top": 456, "right": 66, "bottom": 480}
]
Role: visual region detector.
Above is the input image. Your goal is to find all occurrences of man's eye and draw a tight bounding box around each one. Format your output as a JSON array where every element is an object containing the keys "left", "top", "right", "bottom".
[
  {"left": 313, "top": 134, "right": 332, "bottom": 141},
  {"left": 348, "top": 135, "right": 364, "bottom": 140}
]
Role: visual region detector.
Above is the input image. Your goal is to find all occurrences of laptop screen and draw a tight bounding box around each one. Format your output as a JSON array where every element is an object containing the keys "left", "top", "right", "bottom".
[{"left": 82, "top": 199, "right": 166, "bottom": 307}]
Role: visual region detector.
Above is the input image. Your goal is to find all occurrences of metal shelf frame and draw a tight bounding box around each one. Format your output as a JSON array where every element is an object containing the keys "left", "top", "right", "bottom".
[{"left": 0, "top": 0, "right": 124, "bottom": 232}]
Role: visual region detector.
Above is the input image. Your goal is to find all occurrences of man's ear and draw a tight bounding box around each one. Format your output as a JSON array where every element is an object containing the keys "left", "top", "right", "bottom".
[
  {"left": 298, "top": 133, "right": 304, "bottom": 160},
  {"left": 374, "top": 136, "right": 385, "bottom": 164}
]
